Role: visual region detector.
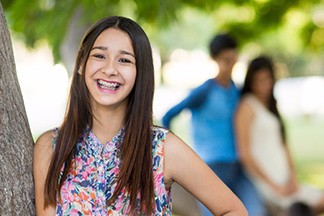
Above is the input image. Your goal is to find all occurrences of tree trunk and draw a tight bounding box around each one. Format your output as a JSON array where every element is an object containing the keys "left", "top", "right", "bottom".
[
  {"left": 60, "top": 7, "right": 90, "bottom": 75},
  {"left": 0, "top": 3, "right": 35, "bottom": 215}
]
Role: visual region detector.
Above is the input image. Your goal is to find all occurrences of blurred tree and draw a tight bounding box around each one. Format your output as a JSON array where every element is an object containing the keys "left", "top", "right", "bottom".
[
  {"left": 3, "top": 0, "right": 324, "bottom": 76},
  {"left": 0, "top": 2, "right": 35, "bottom": 215}
]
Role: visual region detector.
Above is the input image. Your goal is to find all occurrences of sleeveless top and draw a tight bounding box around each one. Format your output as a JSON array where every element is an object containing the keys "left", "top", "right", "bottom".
[
  {"left": 245, "top": 94, "right": 324, "bottom": 208},
  {"left": 53, "top": 126, "right": 172, "bottom": 215},
  {"left": 245, "top": 94, "right": 290, "bottom": 186}
]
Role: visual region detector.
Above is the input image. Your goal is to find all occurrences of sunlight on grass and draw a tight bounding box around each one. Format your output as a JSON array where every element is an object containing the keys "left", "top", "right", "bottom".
[{"left": 285, "top": 115, "right": 324, "bottom": 188}]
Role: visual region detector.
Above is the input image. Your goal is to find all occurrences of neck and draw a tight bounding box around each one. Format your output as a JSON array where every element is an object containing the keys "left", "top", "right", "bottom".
[
  {"left": 91, "top": 105, "right": 125, "bottom": 144},
  {"left": 215, "top": 74, "right": 231, "bottom": 87},
  {"left": 254, "top": 93, "right": 270, "bottom": 107}
]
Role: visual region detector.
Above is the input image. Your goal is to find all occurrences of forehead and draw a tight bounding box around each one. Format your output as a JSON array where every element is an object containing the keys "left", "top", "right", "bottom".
[
  {"left": 253, "top": 68, "right": 273, "bottom": 80},
  {"left": 217, "top": 49, "right": 237, "bottom": 58},
  {"left": 93, "top": 28, "right": 134, "bottom": 52}
]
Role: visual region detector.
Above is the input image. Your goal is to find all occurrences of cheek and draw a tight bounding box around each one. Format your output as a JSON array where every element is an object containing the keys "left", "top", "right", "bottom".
[
  {"left": 127, "top": 77, "right": 136, "bottom": 93},
  {"left": 84, "top": 67, "right": 96, "bottom": 92},
  {"left": 125, "top": 69, "right": 137, "bottom": 87},
  {"left": 253, "top": 83, "right": 263, "bottom": 93},
  {"left": 257, "top": 81, "right": 272, "bottom": 95},
  {"left": 252, "top": 81, "right": 265, "bottom": 94},
  {"left": 261, "top": 77, "right": 273, "bottom": 89},
  {"left": 84, "top": 61, "right": 97, "bottom": 76},
  {"left": 84, "top": 61, "right": 100, "bottom": 82}
]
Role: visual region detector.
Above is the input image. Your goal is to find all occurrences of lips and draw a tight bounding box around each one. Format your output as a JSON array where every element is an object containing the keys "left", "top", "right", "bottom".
[{"left": 97, "top": 79, "right": 120, "bottom": 91}]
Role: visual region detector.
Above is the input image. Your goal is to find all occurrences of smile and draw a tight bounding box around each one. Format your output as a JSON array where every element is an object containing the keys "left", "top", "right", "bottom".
[{"left": 97, "top": 79, "right": 120, "bottom": 91}]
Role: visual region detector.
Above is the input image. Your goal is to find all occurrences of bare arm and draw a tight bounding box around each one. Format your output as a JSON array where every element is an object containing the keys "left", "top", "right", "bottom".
[
  {"left": 235, "top": 100, "right": 280, "bottom": 191},
  {"left": 283, "top": 144, "right": 297, "bottom": 179},
  {"left": 282, "top": 144, "right": 299, "bottom": 193},
  {"left": 164, "top": 132, "right": 248, "bottom": 216},
  {"left": 33, "top": 131, "right": 56, "bottom": 216}
]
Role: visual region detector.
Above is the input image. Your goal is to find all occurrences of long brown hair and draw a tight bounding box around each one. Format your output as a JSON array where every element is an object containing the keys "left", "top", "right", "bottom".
[
  {"left": 44, "top": 16, "right": 155, "bottom": 214},
  {"left": 240, "top": 56, "right": 286, "bottom": 143}
]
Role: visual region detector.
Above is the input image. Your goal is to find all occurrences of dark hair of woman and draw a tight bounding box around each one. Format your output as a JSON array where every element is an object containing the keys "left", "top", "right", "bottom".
[
  {"left": 240, "top": 56, "right": 286, "bottom": 143},
  {"left": 44, "top": 16, "right": 155, "bottom": 214}
]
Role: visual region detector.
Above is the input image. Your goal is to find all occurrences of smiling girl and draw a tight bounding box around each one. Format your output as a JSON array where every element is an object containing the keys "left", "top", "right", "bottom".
[{"left": 33, "top": 16, "right": 247, "bottom": 216}]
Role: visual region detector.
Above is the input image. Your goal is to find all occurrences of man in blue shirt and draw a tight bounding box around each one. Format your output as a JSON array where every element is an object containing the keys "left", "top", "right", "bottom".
[{"left": 162, "top": 34, "right": 266, "bottom": 216}]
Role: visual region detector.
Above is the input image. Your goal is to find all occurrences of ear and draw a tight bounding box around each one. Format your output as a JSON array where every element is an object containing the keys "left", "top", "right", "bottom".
[{"left": 77, "top": 67, "right": 82, "bottom": 75}]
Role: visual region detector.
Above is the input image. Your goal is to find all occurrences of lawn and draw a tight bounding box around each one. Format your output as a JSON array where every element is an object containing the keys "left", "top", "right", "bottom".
[{"left": 285, "top": 115, "right": 324, "bottom": 188}]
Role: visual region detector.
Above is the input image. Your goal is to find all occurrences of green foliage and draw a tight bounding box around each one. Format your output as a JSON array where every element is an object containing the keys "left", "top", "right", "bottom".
[
  {"left": 3, "top": 0, "right": 324, "bottom": 76},
  {"left": 5, "top": 0, "right": 80, "bottom": 61},
  {"left": 4, "top": 0, "right": 188, "bottom": 62},
  {"left": 134, "top": 0, "right": 181, "bottom": 25}
]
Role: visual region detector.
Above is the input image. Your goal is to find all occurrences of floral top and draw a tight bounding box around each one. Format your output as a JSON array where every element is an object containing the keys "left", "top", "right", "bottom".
[{"left": 53, "top": 127, "right": 172, "bottom": 215}]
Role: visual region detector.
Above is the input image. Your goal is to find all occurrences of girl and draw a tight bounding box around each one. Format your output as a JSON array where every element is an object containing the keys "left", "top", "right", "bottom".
[
  {"left": 34, "top": 16, "right": 247, "bottom": 215},
  {"left": 235, "top": 56, "right": 324, "bottom": 214}
]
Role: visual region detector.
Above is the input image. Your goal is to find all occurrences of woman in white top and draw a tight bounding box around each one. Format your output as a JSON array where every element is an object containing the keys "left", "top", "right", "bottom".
[{"left": 235, "top": 56, "right": 324, "bottom": 214}]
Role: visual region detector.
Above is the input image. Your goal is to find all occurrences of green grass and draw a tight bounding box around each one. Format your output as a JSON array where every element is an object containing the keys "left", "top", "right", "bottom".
[{"left": 285, "top": 115, "right": 324, "bottom": 189}]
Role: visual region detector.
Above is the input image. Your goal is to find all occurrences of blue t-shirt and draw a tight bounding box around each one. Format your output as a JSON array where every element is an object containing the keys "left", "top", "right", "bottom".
[{"left": 162, "top": 79, "right": 239, "bottom": 163}]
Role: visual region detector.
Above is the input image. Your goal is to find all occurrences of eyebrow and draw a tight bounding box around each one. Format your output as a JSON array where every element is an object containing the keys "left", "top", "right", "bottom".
[
  {"left": 92, "top": 46, "right": 108, "bottom": 51},
  {"left": 91, "top": 46, "right": 135, "bottom": 58}
]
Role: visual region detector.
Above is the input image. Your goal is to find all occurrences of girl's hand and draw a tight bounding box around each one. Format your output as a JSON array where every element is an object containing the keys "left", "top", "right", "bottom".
[{"left": 274, "top": 181, "right": 298, "bottom": 197}]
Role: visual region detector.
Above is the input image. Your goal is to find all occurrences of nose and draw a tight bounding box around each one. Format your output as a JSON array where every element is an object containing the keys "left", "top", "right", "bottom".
[{"left": 102, "top": 60, "right": 117, "bottom": 76}]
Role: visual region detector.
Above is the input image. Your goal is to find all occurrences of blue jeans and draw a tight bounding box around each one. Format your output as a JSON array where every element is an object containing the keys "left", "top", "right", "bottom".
[{"left": 199, "top": 162, "right": 266, "bottom": 216}]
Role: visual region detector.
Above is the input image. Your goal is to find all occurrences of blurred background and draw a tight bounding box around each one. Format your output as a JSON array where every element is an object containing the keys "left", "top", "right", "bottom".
[{"left": 2, "top": 0, "right": 324, "bottom": 190}]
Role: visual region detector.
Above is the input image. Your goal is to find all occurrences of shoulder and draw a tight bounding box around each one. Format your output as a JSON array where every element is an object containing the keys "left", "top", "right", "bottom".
[
  {"left": 163, "top": 131, "right": 208, "bottom": 185},
  {"left": 34, "top": 129, "right": 57, "bottom": 154},
  {"left": 152, "top": 126, "right": 168, "bottom": 139},
  {"left": 153, "top": 127, "right": 195, "bottom": 158},
  {"left": 191, "top": 79, "right": 214, "bottom": 92},
  {"left": 200, "top": 79, "right": 215, "bottom": 89},
  {"left": 33, "top": 130, "right": 57, "bottom": 176},
  {"left": 153, "top": 127, "right": 200, "bottom": 152},
  {"left": 36, "top": 129, "right": 56, "bottom": 143},
  {"left": 164, "top": 132, "right": 195, "bottom": 161},
  {"left": 152, "top": 126, "right": 168, "bottom": 136},
  {"left": 236, "top": 95, "right": 255, "bottom": 118},
  {"left": 238, "top": 94, "right": 254, "bottom": 109},
  {"left": 152, "top": 126, "right": 169, "bottom": 148}
]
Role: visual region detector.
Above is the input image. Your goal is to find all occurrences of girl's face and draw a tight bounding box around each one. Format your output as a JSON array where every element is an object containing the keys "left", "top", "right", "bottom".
[
  {"left": 251, "top": 68, "right": 274, "bottom": 101},
  {"left": 85, "top": 28, "right": 136, "bottom": 111}
]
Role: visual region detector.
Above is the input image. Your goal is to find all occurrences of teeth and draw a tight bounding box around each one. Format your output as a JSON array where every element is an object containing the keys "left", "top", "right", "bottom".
[{"left": 97, "top": 80, "right": 120, "bottom": 90}]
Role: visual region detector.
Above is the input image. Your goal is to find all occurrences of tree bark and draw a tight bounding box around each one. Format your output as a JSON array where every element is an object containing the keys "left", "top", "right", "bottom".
[{"left": 0, "top": 3, "right": 35, "bottom": 215}]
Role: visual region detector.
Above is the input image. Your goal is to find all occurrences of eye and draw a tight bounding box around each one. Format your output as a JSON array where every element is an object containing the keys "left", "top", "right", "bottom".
[
  {"left": 119, "top": 58, "right": 133, "bottom": 64},
  {"left": 92, "top": 54, "right": 105, "bottom": 59}
]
